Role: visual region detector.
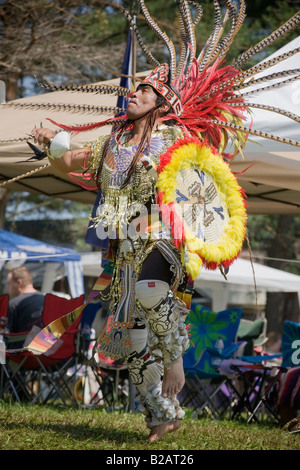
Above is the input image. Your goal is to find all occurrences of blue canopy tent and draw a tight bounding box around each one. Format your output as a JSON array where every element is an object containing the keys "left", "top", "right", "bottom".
[{"left": 0, "top": 229, "right": 84, "bottom": 298}]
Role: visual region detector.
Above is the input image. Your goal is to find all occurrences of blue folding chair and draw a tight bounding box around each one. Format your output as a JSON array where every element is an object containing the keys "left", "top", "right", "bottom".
[
  {"left": 181, "top": 303, "right": 242, "bottom": 419},
  {"left": 281, "top": 320, "right": 300, "bottom": 368}
]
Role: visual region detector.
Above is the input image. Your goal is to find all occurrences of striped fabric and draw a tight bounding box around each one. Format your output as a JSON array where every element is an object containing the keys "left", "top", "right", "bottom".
[
  {"left": 277, "top": 367, "right": 300, "bottom": 409},
  {"left": 64, "top": 260, "right": 85, "bottom": 298},
  {"left": 26, "top": 262, "right": 114, "bottom": 355}
]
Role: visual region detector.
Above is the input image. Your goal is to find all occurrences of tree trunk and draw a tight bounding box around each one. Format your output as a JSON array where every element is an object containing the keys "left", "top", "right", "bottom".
[
  {"left": 6, "top": 80, "right": 18, "bottom": 101},
  {"left": 0, "top": 188, "right": 10, "bottom": 229},
  {"left": 268, "top": 215, "right": 296, "bottom": 271},
  {"left": 266, "top": 292, "right": 300, "bottom": 336}
]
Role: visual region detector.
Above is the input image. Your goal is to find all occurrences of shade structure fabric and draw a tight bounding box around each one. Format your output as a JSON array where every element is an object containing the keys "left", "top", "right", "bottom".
[
  {"left": 0, "top": 229, "right": 84, "bottom": 297},
  {"left": 0, "top": 37, "right": 300, "bottom": 214}
]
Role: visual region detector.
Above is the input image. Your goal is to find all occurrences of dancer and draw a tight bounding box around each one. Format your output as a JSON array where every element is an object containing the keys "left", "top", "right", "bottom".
[
  {"left": 31, "top": 61, "right": 248, "bottom": 440},
  {"left": 32, "top": 72, "right": 194, "bottom": 441},
  {"left": 27, "top": 1, "right": 300, "bottom": 441}
]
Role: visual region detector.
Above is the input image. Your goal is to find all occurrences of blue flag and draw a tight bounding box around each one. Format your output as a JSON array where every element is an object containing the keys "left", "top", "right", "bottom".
[{"left": 116, "top": 28, "right": 133, "bottom": 112}]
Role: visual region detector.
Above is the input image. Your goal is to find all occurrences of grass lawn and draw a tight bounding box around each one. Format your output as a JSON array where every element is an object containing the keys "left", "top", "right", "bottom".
[{"left": 0, "top": 402, "right": 298, "bottom": 451}]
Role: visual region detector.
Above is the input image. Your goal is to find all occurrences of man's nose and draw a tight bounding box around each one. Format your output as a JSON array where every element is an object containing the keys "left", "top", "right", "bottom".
[{"left": 128, "top": 90, "right": 138, "bottom": 99}]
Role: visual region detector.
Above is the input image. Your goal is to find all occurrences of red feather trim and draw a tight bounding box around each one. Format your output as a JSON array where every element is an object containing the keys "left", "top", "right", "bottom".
[
  {"left": 157, "top": 137, "right": 247, "bottom": 272},
  {"left": 46, "top": 115, "right": 126, "bottom": 133},
  {"left": 68, "top": 172, "right": 98, "bottom": 191},
  {"left": 161, "top": 58, "right": 248, "bottom": 153},
  {"left": 158, "top": 135, "right": 204, "bottom": 173}
]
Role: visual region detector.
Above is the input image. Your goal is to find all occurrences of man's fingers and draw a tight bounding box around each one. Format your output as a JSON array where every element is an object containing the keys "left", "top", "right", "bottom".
[
  {"left": 31, "top": 129, "right": 46, "bottom": 144},
  {"left": 30, "top": 128, "right": 55, "bottom": 145}
]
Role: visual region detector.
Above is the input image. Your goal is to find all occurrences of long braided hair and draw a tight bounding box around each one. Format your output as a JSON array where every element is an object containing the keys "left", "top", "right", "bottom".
[{"left": 95, "top": 91, "right": 171, "bottom": 189}]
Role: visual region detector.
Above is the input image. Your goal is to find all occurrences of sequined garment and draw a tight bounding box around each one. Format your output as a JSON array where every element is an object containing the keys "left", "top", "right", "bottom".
[
  {"left": 86, "top": 124, "right": 186, "bottom": 360},
  {"left": 87, "top": 124, "right": 183, "bottom": 230}
]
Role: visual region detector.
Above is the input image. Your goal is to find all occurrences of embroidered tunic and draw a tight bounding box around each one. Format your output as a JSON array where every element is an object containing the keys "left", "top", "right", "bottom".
[
  {"left": 87, "top": 124, "right": 183, "bottom": 231},
  {"left": 85, "top": 124, "right": 185, "bottom": 359}
]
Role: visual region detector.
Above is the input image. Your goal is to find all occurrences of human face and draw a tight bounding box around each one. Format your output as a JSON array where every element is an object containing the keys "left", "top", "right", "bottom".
[
  {"left": 126, "top": 85, "right": 158, "bottom": 121},
  {"left": 6, "top": 273, "right": 20, "bottom": 298}
]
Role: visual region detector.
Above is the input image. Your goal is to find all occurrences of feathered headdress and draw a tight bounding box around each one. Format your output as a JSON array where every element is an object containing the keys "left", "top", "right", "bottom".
[{"left": 3, "top": 0, "right": 300, "bottom": 157}]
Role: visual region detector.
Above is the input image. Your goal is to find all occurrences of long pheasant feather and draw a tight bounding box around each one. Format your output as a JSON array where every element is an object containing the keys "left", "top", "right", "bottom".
[
  {"left": 234, "top": 47, "right": 300, "bottom": 83},
  {"left": 3, "top": 102, "right": 124, "bottom": 115},
  {"left": 233, "top": 11, "right": 300, "bottom": 68},
  {"left": 36, "top": 81, "right": 130, "bottom": 96},
  {"left": 229, "top": 102, "right": 300, "bottom": 125},
  {"left": 138, "top": 0, "right": 177, "bottom": 80},
  {"left": 229, "top": 68, "right": 300, "bottom": 92},
  {"left": 212, "top": 118, "right": 300, "bottom": 147}
]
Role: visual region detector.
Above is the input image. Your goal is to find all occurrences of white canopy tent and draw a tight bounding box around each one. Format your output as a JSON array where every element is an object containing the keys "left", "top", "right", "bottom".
[
  {"left": 194, "top": 258, "right": 300, "bottom": 312},
  {"left": 0, "top": 229, "right": 84, "bottom": 297},
  {"left": 80, "top": 251, "right": 300, "bottom": 312},
  {"left": 230, "top": 36, "right": 300, "bottom": 214}
]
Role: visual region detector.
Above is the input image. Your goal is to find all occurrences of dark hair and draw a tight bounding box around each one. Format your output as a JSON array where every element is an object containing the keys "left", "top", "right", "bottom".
[{"left": 95, "top": 88, "right": 172, "bottom": 188}]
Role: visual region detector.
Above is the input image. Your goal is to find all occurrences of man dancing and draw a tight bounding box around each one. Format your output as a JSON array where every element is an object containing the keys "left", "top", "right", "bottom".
[
  {"left": 28, "top": 0, "right": 300, "bottom": 441},
  {"left": 32, "top": 67, "right": 191, "bottom": 441}
]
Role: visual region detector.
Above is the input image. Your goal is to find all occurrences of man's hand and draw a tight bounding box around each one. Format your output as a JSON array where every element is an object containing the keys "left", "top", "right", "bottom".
[{"left": 31, "top": 127, "right": 56, "bottom": 146}]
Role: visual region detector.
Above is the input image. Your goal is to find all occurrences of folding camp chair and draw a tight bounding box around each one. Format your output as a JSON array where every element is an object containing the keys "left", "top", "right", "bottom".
[
  {"left": 266, "top": 321, "right": 300, "bottom": 425},
  {"left": 236, "top": 317, "right": 268, "bottom": 356},
  {"left": 87, "top": 350, "right": 131, "bottom": 410},
  {"left": 281, "top": 320, "right": 300, "bottom": 369},
  {"left": 0, "top": 293, "right": 9, "bottom": 364},
  {"left": 220, "top": 358, "right": 283, "bottom": 424},
  {"left": 220, "top": 319, "right": 300, "bottom": 424},
  {"left": 0, "top": 293, "right": 21, "bottom": 399},
  {"left": 181, "top": 303, "right": 242, "bottom": 419},
  {"left": 0, "top": 294, "right": 9, "bottom": 317},
  {"left": 0, "top": 293, "right": 85, "bottom": 406}
]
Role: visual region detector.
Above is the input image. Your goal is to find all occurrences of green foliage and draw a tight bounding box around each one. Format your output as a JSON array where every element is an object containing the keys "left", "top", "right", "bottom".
[
  {"left": 6, "top": 192, "right": 85, "bottom": 216},
  {"left": 1, "top": 0, "right": 299, "bottom": 96},
  {"left": 247, "top": 215, "right": 280, "bottom": 249},
  {"left": 5, "top": 192, "right": 91, "bottom": 251},
  {"left": 121, "top": 0, "right": 300, "bottom": 68},
  {"left": 247, "top": 214, "right": 300, "bottom": 275}
]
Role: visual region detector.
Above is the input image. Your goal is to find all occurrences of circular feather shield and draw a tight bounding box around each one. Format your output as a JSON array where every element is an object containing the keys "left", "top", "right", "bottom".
[
  {"left": 156, "top": 138, "right": 247, "bottom": 277},
  {"left": 173, "top": 167, "right": 230, "bottom": 245}
]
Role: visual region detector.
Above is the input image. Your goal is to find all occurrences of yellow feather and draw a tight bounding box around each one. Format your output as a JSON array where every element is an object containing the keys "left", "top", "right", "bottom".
[{"left": 157, "top": 141, "right": 247, "bottom": 271}]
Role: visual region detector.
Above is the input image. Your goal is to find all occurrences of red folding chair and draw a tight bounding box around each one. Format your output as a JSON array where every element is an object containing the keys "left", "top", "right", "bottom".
[
  {"left": 0, "top": 294, "right": 9, "bottom": 394},
  {"left": 0, "top": 294, "right": 9, "bottom": 317},
  {"left": 1, "top": 293, "right": 85, "bottom": 406}
]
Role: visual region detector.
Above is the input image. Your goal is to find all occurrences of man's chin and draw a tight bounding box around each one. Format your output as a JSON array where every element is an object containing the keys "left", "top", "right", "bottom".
[{"left": 126, "top": 111, "right": 138, "bottom": 121}]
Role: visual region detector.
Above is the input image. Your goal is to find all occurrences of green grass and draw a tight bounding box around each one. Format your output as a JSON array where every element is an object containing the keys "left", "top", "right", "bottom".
[{"left": 0, "top": 402, "right": 298, "bottom": 450}]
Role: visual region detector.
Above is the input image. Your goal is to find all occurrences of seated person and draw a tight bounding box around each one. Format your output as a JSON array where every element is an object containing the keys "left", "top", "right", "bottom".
[
  {"left": 276, "top": 366, "right": 300, "bottom": 426},
  {"left": 6, "top": 267, "right": 45, "bottom": 349}
]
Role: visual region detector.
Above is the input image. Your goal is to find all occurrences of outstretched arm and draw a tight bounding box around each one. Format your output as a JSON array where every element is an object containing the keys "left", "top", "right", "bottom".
[{"left": 31, "top": 127, "right": 92, "bottom": 173}]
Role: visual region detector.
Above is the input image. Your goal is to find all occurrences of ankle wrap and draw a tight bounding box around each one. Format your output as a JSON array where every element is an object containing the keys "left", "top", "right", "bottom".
[{"left": 139, "top": 383, "right": 185, "bottom": 429}]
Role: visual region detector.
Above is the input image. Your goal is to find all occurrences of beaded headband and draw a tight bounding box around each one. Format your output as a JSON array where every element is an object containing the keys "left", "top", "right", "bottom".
[{"left": 141, "top": 64, "right": 183, "bottom": 116}]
